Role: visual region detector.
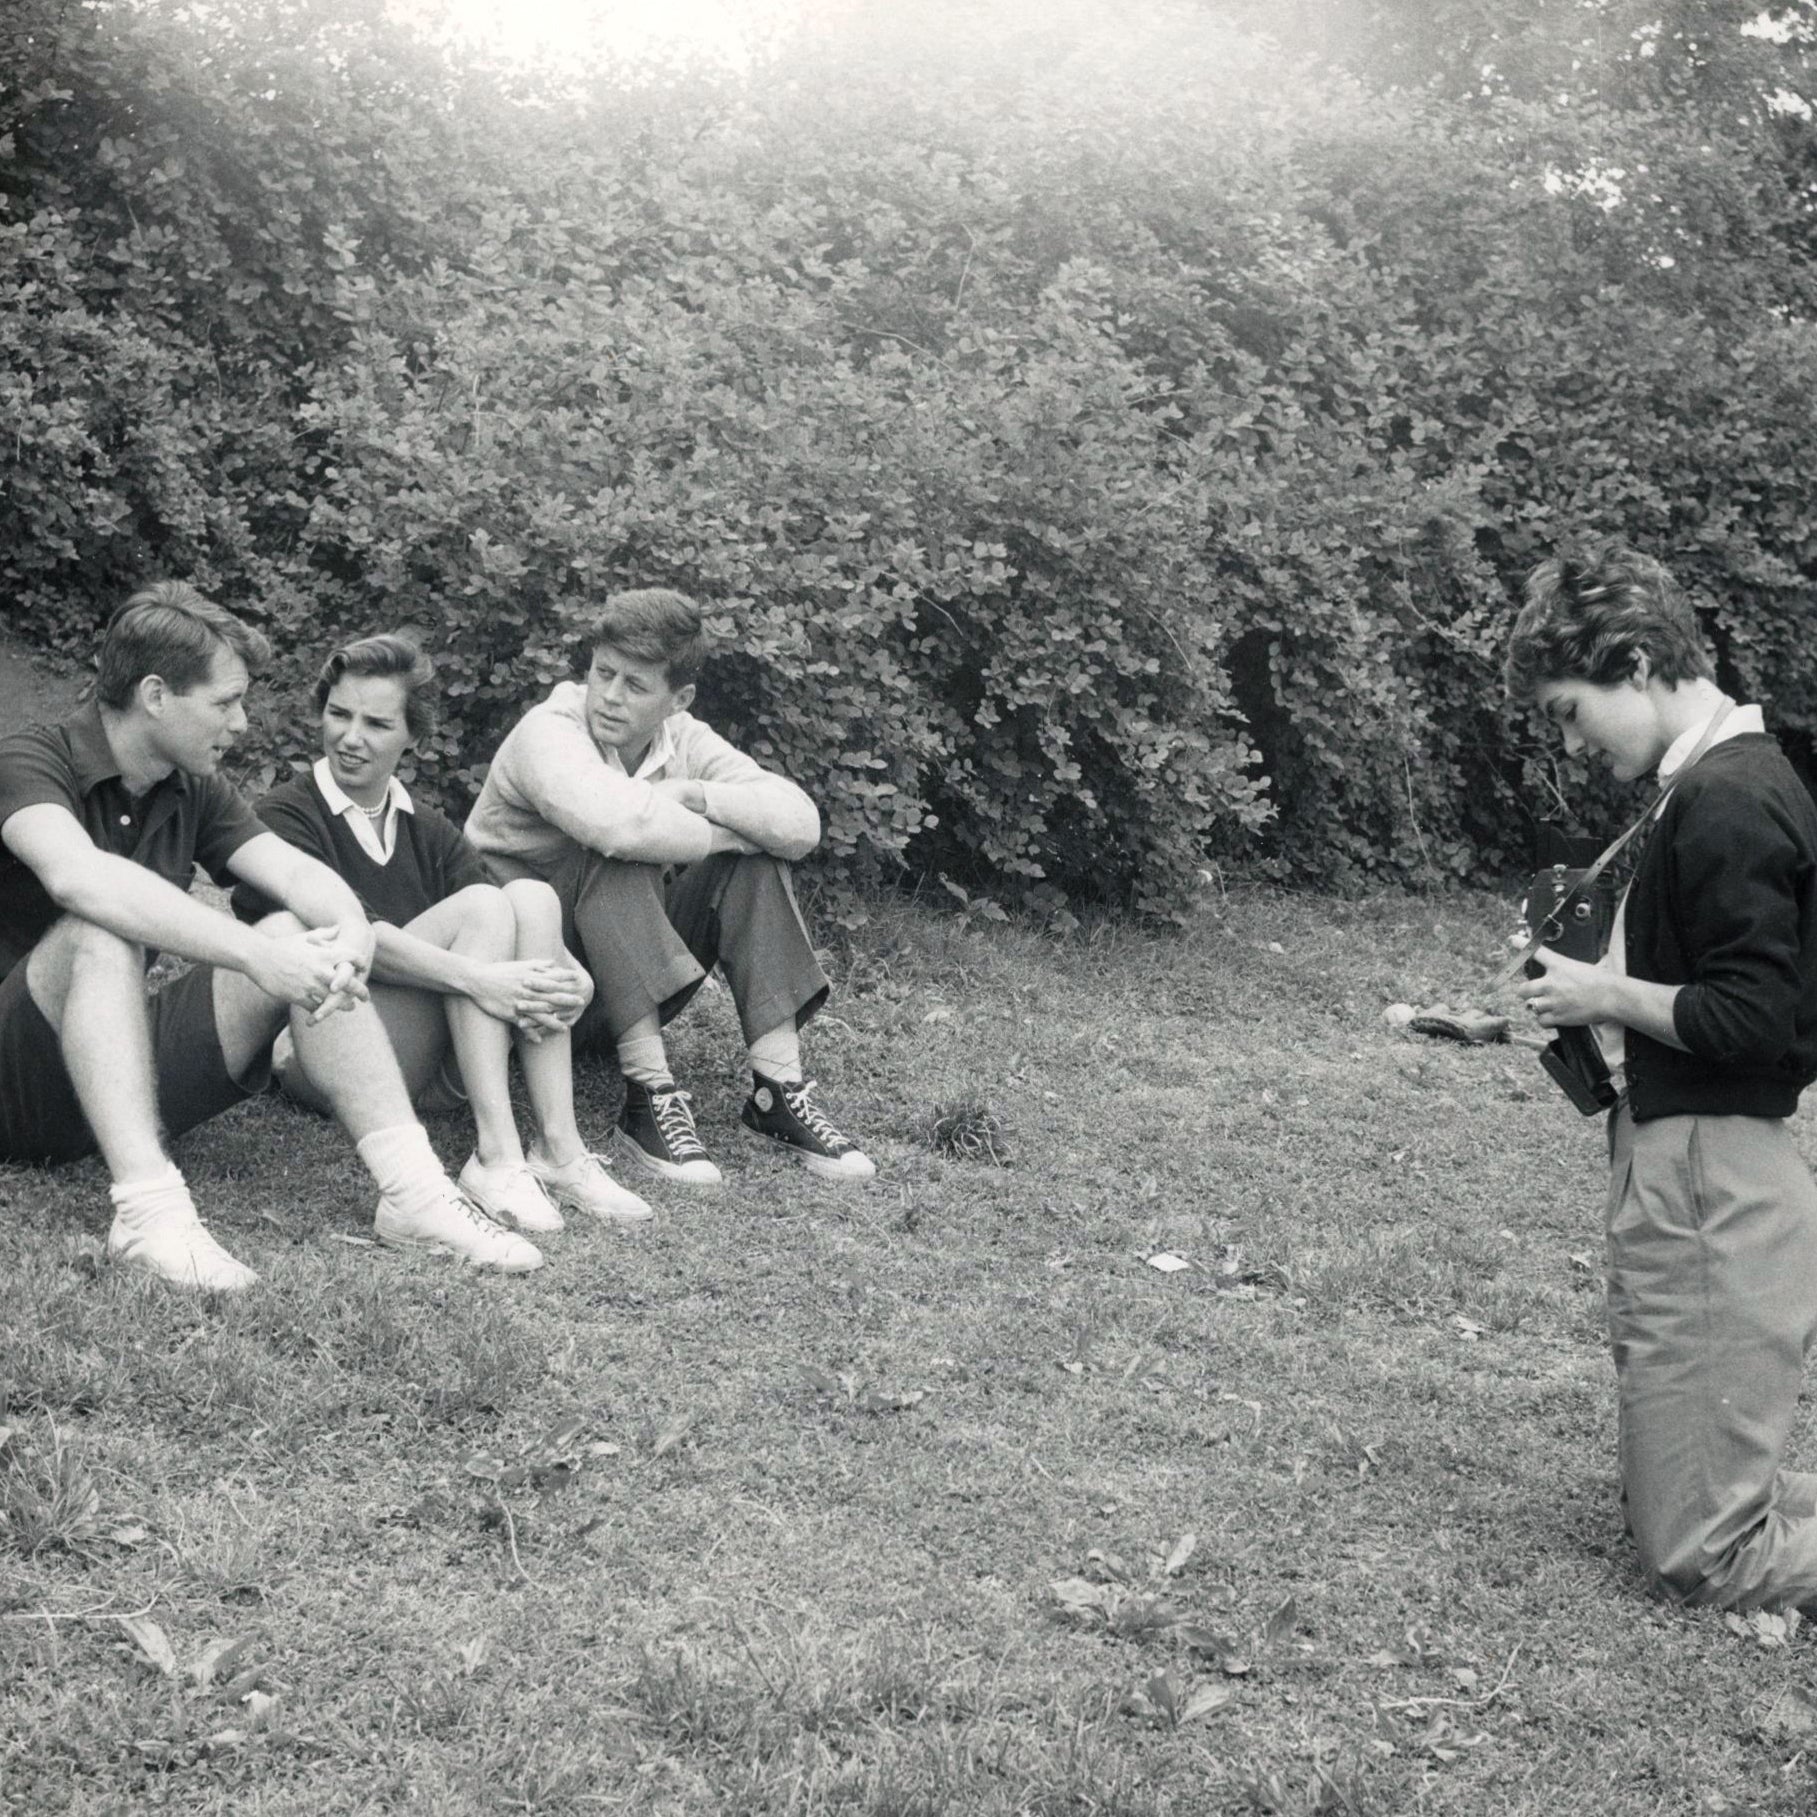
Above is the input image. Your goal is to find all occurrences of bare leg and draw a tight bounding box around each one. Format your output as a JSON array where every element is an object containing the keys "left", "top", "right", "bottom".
[
  {"left": 502, "top": 878, "right": 587, "bottom": 1165},
  {"left": 279, "top": 982, "right": 449, "bottom": 1117},
  {"left": 27, "top": 918, "right": 261, "bottom": 1289},
  {"left": 390, "top": 886, "right": 523, "bottom": 1168},
  {"left": 263, "top": 894, "right": 522, "bottom": 1160},
  {"left": 26, "top": 918, "right": 169, "bottom": 1182}
]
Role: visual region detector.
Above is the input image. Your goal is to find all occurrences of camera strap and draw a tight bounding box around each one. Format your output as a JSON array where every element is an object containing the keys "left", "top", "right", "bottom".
[{"left": 1492, "top": 699, "right": 1737, "bottom": 990}]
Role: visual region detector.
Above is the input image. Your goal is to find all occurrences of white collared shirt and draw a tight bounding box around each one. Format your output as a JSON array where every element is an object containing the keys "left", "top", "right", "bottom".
[
  {"left": 1595, "top": 699, "right": 1765, "bottom": 1082},
  {"left": 313, "top": 756, "right": 414, "bottom": 864},
  {"left": 604, "top": 716, "right": 681, "bottom": 784}
]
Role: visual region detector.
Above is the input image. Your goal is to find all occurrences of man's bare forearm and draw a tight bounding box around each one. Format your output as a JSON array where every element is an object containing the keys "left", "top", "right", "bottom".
[{"left": 54, "top": 852, "right": 270, "bottom": 974}]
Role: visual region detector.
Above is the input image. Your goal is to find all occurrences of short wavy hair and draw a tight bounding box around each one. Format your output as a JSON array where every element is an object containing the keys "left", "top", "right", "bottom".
[
  {"left": 1505, "top": 541, "right": 1715, "bottom": 699},
  {"left": 585, "top": 587, "right": 707, "bottom": 690},
  {"left": 313, "top": 633, "right": 438, "bottom": 743},
  {"left": 97, "top": 581, "right": 271, "bottom": 709}
]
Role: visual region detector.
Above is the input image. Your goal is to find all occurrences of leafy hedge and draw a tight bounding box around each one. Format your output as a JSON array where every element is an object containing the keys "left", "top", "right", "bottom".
[{"left": 5, "top": 0, "right": 1817, "bottom": 913}]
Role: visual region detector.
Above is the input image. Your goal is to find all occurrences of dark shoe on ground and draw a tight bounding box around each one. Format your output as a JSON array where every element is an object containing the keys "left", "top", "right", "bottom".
[
  {"left": 741, "top": 1074, "right": 876, "bottom": 1181},
  {"left": 1408, "top": 1004, "right": 1509, "bottom": 1045},
  {"left": 616, "top": 1079, "right": 723, "bottom": 1187}
]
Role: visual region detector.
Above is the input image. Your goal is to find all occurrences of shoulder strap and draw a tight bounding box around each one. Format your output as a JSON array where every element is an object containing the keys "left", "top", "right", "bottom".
[{"left": 1492, "top": 701, "right": 1736, "bottom": 989}]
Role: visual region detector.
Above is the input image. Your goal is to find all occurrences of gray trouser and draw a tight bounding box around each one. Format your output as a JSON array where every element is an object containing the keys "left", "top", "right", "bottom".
[
  {"left": 1607, "top": 1104, "right": 1817, "bottom": 1608},
  {"left": 542, "top": 847, "right": 828, "bottom": 1050}
]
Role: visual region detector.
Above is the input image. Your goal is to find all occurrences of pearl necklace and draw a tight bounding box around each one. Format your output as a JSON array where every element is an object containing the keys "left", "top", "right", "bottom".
[{"left": 356, "top": 795, "right": 389, "bottom": 821}]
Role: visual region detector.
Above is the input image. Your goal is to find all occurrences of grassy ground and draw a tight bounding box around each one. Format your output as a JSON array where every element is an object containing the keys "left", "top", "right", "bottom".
[{"left": 5, "top": 875, "right": 1817, "bottom": 1816}]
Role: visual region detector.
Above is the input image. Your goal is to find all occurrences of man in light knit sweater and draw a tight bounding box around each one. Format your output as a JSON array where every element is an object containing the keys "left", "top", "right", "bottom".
[{"left": 465, "top": 588, "right": 874, "bottom": 1187}]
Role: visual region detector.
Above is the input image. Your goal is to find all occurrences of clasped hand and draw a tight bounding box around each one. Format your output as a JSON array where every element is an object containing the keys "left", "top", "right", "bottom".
[
  {"left": 1517, "top": 945, "right": 1609, "bottom": 1029},
  {"left": 257, "top": 922, "right": 373, "bottom": 1023},
  {"left": 468, "top": 958, "right": 593, "bottom": 1039}
]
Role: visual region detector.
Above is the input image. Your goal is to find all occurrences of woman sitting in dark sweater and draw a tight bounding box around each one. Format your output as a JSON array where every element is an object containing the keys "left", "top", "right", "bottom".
[{"left": 235, "top": 635, "right": 651, "bottom": 1231}]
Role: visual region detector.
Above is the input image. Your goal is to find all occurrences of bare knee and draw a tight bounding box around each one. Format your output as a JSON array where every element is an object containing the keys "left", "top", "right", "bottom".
[
  {"left": 257, "top": 910, "right": 307, "bottom": 938},
  {"left": 444, "top": 883, "right": 515, "bottom": 954},
  {"left": 25, "top": 917, "right": 145, "bottom": 1022},
  {"left": 502, "top": 877, "right": 563, "bottom": 953}
]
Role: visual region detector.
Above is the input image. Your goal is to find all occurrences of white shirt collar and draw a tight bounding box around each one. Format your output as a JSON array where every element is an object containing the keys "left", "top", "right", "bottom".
[
  {"left": 1657, "top": 700, "right": 1764, "bottom": 783},
  {"left": 605, "top": 715, "right": 680, "bottom": 782},
  {"left": 313, "top": 756, "right": 414, "bottom": 819}
]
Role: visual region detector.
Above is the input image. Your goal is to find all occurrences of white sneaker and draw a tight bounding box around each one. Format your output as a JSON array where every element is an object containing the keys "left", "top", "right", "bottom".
[
  {"left": 528, "top": 1146, "right": 655, "bottom": 1225},
  {"left": 373, "top": 1180, "right": 544, "bottom": 1272},
  {"left": 459, "top": 1155, "right": 565, "bottom": 1234},
  {"left": 107, "top": 1202, "right": 259, "bottom": 1293}
]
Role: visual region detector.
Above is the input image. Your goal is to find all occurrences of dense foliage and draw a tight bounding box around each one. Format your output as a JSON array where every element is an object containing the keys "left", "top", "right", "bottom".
[{"left": 5, "top": 0, "right": 1817, "bottom": 911}]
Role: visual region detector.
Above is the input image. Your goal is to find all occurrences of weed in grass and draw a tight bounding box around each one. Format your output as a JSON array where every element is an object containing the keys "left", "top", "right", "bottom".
[
  {"left": 926, "top": 1098, "right": 1013, "bottom": 1167},
  {"left": 167, "top": 1493, "right": 285, "bottom": 1603},
  {"left": 477, "top": 1736, "right": 604, "bottom": 1812},
  {"left": 390, "top": 1660, "right": 480, "bottom": 1738},
  {"left": 0, "top": 1421, "right": 109, "bottom": 1556}
]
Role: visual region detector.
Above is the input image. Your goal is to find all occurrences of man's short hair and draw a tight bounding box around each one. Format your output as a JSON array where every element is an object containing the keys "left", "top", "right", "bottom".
[
  {"left": 1505, "top": 541, "right": 1716, "bottom": 700},
  {"left": 586, "top": 588, "right": 707, "bottom": 690},
  {"left": 96, "top": 581, "right": 272, "bottom": 710},
  {"left": 313, "top": 633, "right": 439, "bottom": 743}
]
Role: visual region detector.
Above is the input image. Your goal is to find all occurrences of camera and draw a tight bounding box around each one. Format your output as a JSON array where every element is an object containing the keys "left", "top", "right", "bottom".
[{"left": 1523, "top": 863, "right": 1619, "bottom": 1116}]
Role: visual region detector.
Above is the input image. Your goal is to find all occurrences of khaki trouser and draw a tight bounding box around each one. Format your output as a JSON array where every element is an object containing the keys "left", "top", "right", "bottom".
[{"left": 1607, "top": 1104, "right": 1817, "bottom": 1608}]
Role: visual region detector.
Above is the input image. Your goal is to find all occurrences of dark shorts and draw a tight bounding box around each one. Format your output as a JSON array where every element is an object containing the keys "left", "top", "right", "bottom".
[{"left": 0, "top": 956, "right": 268, "bottom": 1164}]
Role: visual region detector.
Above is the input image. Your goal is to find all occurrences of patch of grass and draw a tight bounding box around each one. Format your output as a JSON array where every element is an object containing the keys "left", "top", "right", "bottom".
[
  {"left": 3, "top": 886, "right": 1815, "bottom": 1813},
  {"left": 0, "top": 1421, "right": 107, "bottom": 1557},
  {"left": 925, "top": 1097, "right": 1014, "bottom": 1166}
]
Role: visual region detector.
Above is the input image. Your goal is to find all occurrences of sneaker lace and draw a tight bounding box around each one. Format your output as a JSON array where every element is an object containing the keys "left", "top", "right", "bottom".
[
  {"left": 650, "top": 1088, "right": 707, "bottom": 1161},
  {"left": 783, "top": 1080, "right": 847, "bottom": 1150},
  {"left": 449, "top": 1182, "right": 510, "bottom": 1235}
]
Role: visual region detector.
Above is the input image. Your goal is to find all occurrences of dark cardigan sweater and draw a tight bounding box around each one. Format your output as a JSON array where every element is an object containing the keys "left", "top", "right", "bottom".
[
  {"left": 231, "top": 769, "right": 489, "bottom": 928},
  {"left": 1624, "top": 734, "right": 1817, "bottom": 1122}
]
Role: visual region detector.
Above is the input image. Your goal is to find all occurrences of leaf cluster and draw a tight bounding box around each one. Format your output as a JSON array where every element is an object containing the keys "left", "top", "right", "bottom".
[{"left": 7, "top": 0, "right": 1817, "bottom": 904}]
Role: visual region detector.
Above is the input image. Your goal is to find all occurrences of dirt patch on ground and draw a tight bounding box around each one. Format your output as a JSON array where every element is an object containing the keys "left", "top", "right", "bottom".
[{"left": 0, "top": 626, "right": 81, "bottom": 733}]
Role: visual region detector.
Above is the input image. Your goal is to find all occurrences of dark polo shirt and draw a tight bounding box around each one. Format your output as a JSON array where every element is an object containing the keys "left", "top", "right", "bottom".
[{"left": 0, "top": 701, "right": 266, "bottom": 983}]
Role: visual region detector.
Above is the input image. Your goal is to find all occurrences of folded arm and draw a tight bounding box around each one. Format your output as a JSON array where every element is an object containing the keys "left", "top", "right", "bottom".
[
  {"left": 651, "top": 721, "right": 821, "bottom": 860},
  {"left": 508, "top": 713, "right": 719, "bottom": 865}
]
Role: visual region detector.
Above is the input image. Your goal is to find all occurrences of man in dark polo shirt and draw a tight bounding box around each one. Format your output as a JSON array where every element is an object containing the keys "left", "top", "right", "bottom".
[{"left": 0, "top": 581, "right": 543, "bottom": 1289}]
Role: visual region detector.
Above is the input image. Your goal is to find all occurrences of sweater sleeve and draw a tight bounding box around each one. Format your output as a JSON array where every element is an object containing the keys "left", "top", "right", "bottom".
[
  {"left": 676, "top": 717, "right": 821, "bottom": 862},
  {"left": 1668, "top": 777, "right": 1810, "bottom": 1066},
  {"left": 502, "top": 709, "right": 715, "bottom": 866}
]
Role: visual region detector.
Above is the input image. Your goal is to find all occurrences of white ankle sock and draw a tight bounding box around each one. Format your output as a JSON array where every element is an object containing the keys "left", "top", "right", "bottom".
[
  {"left": 617, "top": 1033, "right": 672, "bottom": 1088},
  {"left": 108, "top": 1163, "right": 195, "bottom": 1229},
  {"left": 748, "top": 1025, "right": 802, "bottom": 1086},
  {"left": 356, "top": 1124, "right": 450, "bottom": 1218}
]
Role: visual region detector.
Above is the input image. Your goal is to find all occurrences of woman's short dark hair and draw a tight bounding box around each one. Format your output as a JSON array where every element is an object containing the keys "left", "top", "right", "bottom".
[
  {"left": 97, "top": 581, "right": 272, "bottom": 709},
  {"left": 586, "top": 588, "right": 707, "bottom": 690},
  {"left": 1505, "top": 541, "right": 1715, "bottom": 699},
  {"left": 313, "top": 634, "right": 439, "bottom": 743}
]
